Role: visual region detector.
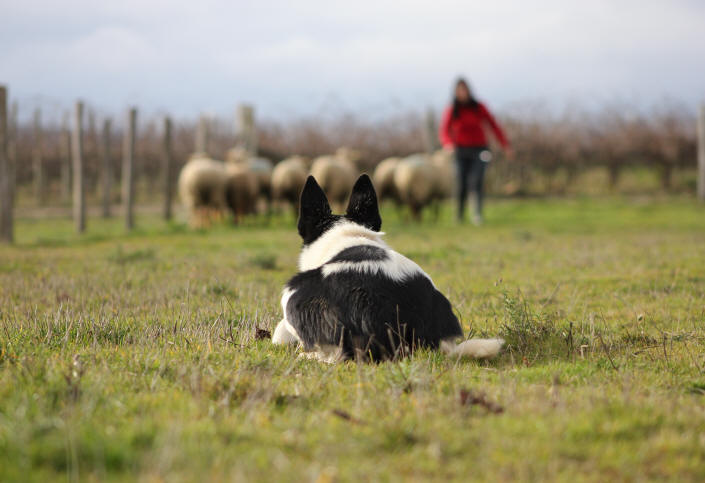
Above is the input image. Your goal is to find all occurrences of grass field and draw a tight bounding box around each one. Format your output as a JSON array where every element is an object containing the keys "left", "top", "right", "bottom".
[{"left": 1, "top": 197, "right": 704, "bottom": 481}]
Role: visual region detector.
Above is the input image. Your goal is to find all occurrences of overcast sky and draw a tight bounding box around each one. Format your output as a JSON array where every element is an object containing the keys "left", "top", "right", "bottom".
[{"left": 1, "top": 0, "right": 704, "bottom": 121}]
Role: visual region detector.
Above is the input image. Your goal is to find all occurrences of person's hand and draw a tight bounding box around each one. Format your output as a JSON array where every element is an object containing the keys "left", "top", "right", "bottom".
[
  {"left": 443, "top": 144, "right": 455, "bottom": 152},
  {"left": 504, "top": 147, "right": 515, "bottom": 160}
]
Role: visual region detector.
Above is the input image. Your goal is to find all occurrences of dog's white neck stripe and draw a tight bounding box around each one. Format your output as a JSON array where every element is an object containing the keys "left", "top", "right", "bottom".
[
  {"left": 321, "top": 252, "right": 433, "bottom": 285},
  {"left": 298, "top": 221, "right": 387, "bottom": 272}
]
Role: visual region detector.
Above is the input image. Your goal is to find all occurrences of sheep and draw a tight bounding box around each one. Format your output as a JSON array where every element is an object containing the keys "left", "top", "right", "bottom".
[
  {"left": 245, "top": 157, "right": 274, "bottom": 201},
  {"left": 310, "top": 155, "right": 357, "bottom": 211},
  {"left": 224, "top": 146, "right": 249, "bottom": 164},
  {"left": 178, "top": 155, "right": 227, "bottom": 227},
  {"left": 430, "top": 149, "right": 456, "bottom": 200},
  {"left": 225, "top": 147, "right": 274, "bottom": 213},
  {"left": 372, "top": 157, "right": 401, "bottom": 202},
  {"left": 373, "top": 153, "right": 452, "bottom": 218},
  {"left": 393, "top": 154, "right": 437, "bottom": 220},
  {"left": 271, "top": 156, "right": 308, "bottom": 213},
  {"left": 335, "top": 146, "right": 363, "bottom": 173},
  {"left": 225, "top": 148, "right": 272, "bottom": 192},
  {"left": 224, "top": 162, "right": 259, "bottom": 222}
]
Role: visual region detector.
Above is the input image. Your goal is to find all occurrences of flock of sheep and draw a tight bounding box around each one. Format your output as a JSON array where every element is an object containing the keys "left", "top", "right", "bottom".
[{"left": 177, "top": 146, "right": 456, "bottom": 226}]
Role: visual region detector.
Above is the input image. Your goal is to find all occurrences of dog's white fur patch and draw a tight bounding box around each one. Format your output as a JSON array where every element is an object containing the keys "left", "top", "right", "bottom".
[
  {"left": 298, "top": 344, "right": 344, "bottom": 364},
  {"left": 272, "top": 288, "right": 301, "bottom": 345},
  {"left": 280, "top": 287, "right": 295, "bottom": 314},
  {"left": 440, "top": 338, "right": 505, "bottom": 359},
  {"left": 299, "top": 220, "right": 432, "bottom": 284},
  {"left": 321, "top": 249, "right": 430, "bottom": 283},
  {"left": 272, "top": 319, "right": 300, "bottom": 345}
]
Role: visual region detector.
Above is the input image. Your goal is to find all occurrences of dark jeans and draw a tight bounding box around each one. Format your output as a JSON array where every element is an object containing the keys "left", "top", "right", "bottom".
[{"left": 455, "top": 146, "right": 488, "bottom": 220}]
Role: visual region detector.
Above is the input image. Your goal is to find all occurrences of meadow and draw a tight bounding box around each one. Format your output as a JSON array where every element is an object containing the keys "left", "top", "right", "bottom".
[{"left": 1, "top": 197, "right": 704, "bottom": 481}]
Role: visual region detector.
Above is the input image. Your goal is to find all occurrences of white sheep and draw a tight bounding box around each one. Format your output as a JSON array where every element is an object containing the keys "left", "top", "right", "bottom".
[
  {"left": 271, "top": 156, "right": 309, "bottom": 213},
  {"left": 178, "top": 155, "right": 227, "bottom": 227},
  {"left": 226, "top": 148, "right": 272, "bottom": 192},
  {"left": 430, "top": 149, "right": 456, "bottom": 200},
  {"left": 372, "top": 157, "right": 401, "bottom": 202},
  {"left": 225, "top": 147, "right": 274, "bottom": 213},
  {"left": 335, "top": 146, "right": 363, "bottom": 173},
  {"left": 224, "top": 162, "right": 259, "bottom": 222},
  {"left": 224, "top": 146, "right": 249, "bottom": 164},
  {"left": 246, "top": 157, "right": 274, "bottom": 201},
  {"left": 393, "top": 154, "right": 437, "bottom": 220},
  {"left": 310, "top": 155, "right": 356, "bottom": 211}
]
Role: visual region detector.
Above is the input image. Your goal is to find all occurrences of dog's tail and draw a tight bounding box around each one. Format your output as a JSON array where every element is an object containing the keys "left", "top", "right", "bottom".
[{"left": 440, "top": 338, "right": 505, "bottom": 359}]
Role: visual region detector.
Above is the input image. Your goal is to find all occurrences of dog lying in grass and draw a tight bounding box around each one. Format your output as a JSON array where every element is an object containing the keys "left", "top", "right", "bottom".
[{"left": 272, "top": 174, "right": 504, "bottom": 362}]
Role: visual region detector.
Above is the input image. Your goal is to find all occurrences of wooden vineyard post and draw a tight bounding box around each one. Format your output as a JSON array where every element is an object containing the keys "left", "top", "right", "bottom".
[
  {"left": 236, "top": 104, "right": 257, "bottom": 155},
  {"left": 0, "top": 85, "right": 13, "bottom": 243},
  {"left": 7, "top": 102, "right": 17, "bottom": 210},
  {"left": 101, "top": 119, "right": 113, "bottom": 217},
  {"left": 72, "top": 101, "right": 86, "bottom": 233},
  {"left": 162, "top": 116, "right": 173, "bottom": 220},
  {"left": 423, "top": 107, "right": 440, "bottom": 153},
  {"left": 33, "top": 108, "right": 45, "bottom": 205},
  {"left": 195, "top": 115, "right": 209, "bottom": 155},
  {"left": 122, "top": 108, "right": 137, "bottom": 230}
]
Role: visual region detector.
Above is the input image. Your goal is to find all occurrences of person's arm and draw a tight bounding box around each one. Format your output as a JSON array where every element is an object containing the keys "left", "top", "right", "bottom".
[
  {"left": 438, "top": 106, "right": 454, "bottom": 149},
  {"left": 479, "top": 103, "right": 510, "bottom": 150}
]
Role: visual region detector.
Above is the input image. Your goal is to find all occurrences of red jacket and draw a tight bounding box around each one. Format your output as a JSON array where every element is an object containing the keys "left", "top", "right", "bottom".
[{"left": 439, "top": 102, "right": 510, "bottom": 149}]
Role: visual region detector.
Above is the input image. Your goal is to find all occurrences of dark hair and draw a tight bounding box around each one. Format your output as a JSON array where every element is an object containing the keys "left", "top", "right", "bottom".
[{"left": 452, "top": 78, "right": 479, "bottom": 118}]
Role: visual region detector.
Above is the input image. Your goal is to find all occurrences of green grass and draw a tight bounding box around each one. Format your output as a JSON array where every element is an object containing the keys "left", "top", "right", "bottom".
[{"left": 1, "top": 197, "right": 705, "bottom": 481}]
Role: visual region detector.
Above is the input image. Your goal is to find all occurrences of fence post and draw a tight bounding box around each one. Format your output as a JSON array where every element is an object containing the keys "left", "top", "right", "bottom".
[
  {"left": 33, "top": 108, "right": 45, "bottom": 205},
  {"left": 122, "top": 108, "right": 137, "bottom": 230},
  {"left": 423, "top": 107, "right": 439, "bottom": 153},
  {"left": 72, "top": 101, "right": 86, "bottom": 233},
  {"left": 698, "top": 104, "right": 705, "bottom": 202},
  {"left": 195, "top": 115, "right": 209, "bottom": 154},
  {"left": 101, "top": 118, "right": 112, "bottom": 217},
  {"left": 236, "top": 104, "right": 257, "bottom": 155},
  {"left": 8, "top": 101, "right": 17, "bottom": 214},
  {"left": 0, "top": 85, "right": 13, "bottom": 243},
  {"left": 162, "top": 116, "right": 173, "bottom": 220},
  {"left": 60, "top": 113, "right": 72, "bottom": 201}
]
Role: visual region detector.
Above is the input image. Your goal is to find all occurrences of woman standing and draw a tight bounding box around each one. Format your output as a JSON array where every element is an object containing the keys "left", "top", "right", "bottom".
[{"left": 439, "top": 78, "right": 512, "bottom": 225}]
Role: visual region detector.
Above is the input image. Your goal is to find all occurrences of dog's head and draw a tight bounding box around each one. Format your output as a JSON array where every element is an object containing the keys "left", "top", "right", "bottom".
[{"left": 298, "top": 174, "right": 382, "bottom": 245}]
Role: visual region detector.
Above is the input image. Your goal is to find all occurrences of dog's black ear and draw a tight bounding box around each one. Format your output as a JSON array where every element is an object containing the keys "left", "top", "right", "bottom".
[
  {"left": 298, "top": 176, "right": 332, "bottom": 241},
  {"left": 346, "top": 174, "right": 381, "bottom": 231}
]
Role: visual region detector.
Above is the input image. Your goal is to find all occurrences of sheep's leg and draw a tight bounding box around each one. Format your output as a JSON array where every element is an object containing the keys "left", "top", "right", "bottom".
[
  {"left": 432, "top": 201, "right": 441, "bottom": 223},
  {"left": 211, "top": 208, "right": 224, "bottom": 225},
  {"left": 193, "top": 207, "right": 205, "bottom": 229},
  {"left": 188, "top": 209, "right": 196, "bottom": 228},
  {"left": 265, "top": 192, "right": 273, "bottom": 220}
]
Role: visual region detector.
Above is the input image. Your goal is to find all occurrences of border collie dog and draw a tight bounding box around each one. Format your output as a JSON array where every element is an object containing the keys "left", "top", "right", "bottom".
[{"left": 272, "top": 174, "right": 504, "bottom": 362}]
